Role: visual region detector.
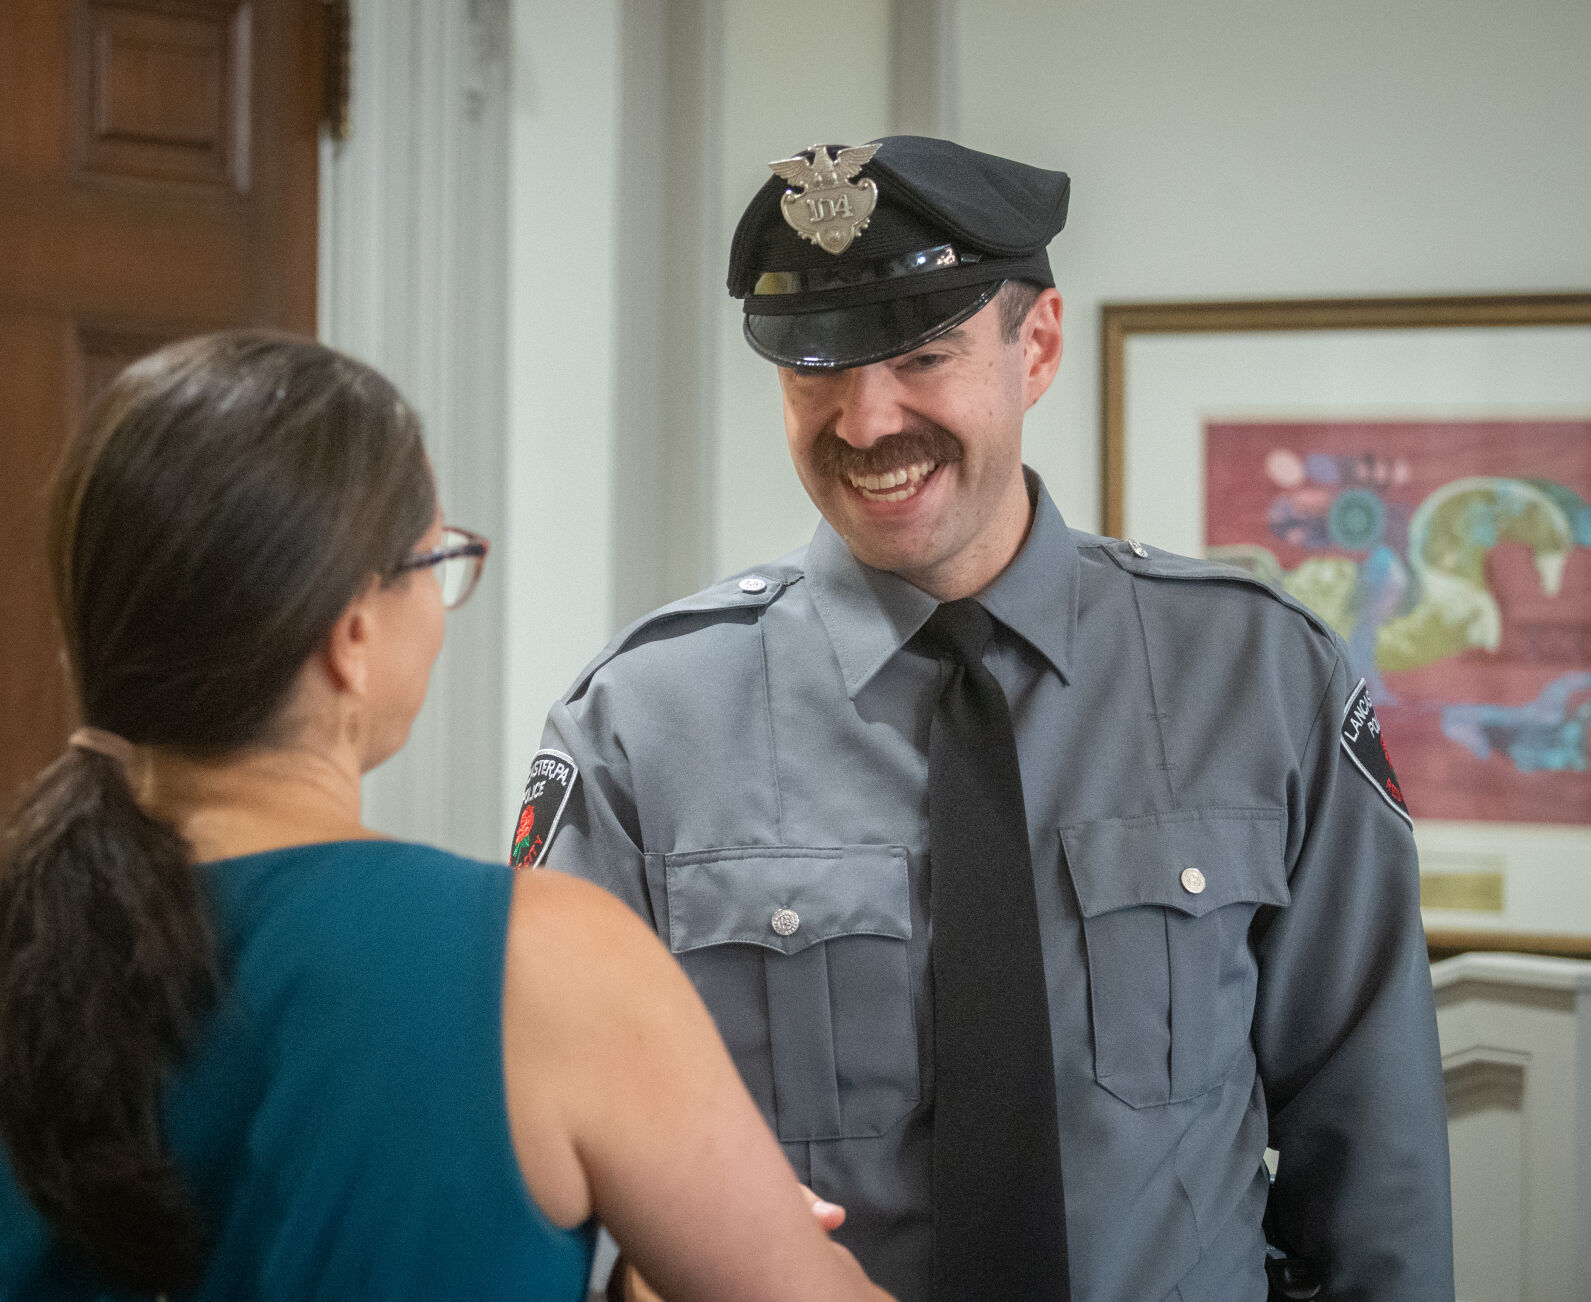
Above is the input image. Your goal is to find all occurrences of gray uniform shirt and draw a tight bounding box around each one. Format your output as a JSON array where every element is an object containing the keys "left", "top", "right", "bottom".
[{"left": 539, "top": 471, "right": 1453, "bottom": 1302}]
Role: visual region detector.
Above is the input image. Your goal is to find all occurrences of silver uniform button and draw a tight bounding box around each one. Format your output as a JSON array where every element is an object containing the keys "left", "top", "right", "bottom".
[
  {"left": 1180, "top": 867, "right": 1207, "bottom": 895},
  {"left": 771, "top": 907, "right": 800, "bottom": 936},
  {"left": 1128, "top": 539, "right": 1148, "bottom": 558},
  {"left": 739, "top": 575, "right": 768, "bottom": 594}
]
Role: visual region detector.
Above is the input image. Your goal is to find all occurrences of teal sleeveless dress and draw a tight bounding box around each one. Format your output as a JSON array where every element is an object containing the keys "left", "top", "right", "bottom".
[{"left": 0, "top": 840, "right": 596, "bottom": 1300}]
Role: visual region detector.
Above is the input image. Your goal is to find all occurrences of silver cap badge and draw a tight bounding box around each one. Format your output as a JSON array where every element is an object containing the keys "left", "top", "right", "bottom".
[{"left": 769, "top": 142, "right": 882, "bottom": 255}]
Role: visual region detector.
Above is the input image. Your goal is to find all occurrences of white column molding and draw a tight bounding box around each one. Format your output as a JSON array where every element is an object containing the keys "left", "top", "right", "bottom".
[
  {"left": 610, "top": 0, "right": 724, "bottom": 625},
  {"left": 319, "top": 0, "right": 512, "bottom": 859},
  {"left": 891, "top": 0, "right": 958, "bottom": 138}
]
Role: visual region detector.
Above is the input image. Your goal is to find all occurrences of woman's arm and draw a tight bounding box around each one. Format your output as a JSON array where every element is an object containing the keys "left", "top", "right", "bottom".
[{"left": 502, "top": 869, "right": 891, "bottom": 1302}]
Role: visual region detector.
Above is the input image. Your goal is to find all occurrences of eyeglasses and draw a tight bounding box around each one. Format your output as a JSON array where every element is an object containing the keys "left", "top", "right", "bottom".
[{"left": 394, "top": 525, "right": 490, "bottom": 609}]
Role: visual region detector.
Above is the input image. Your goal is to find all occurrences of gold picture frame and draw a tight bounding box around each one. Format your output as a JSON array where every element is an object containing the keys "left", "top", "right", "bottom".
[{"left": 1099, "top": 293, "right": 1591, "bottom": 957}]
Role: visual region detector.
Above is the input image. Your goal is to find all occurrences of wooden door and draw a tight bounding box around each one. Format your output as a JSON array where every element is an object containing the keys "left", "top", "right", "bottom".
[{"left": 0, "top": 0, "right": 324, "bottom": 803}]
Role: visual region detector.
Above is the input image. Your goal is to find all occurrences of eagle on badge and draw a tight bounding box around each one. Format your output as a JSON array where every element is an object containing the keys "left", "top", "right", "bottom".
[{"left": 770, "top": 142, "right": 882, "bottom": 254}]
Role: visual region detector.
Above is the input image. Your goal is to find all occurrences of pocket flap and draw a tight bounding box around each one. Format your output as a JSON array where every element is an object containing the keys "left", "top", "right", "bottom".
[
  {"left": 658, "top": 845, "right": 911, "bottom": 956},
  {"left": 1060, "top": 808, "right": 1288, "bottom": 919}
]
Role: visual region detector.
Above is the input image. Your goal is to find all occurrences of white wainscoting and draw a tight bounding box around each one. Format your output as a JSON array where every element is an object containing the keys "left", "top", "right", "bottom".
[{"left": 1433, "top": 952, "right": 1591, "bottom": 1302}]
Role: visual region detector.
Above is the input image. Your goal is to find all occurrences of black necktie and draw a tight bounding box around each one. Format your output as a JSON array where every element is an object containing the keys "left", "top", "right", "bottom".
[{"left": 916, "top": 599, "right": 1070, "bottom": 1302}]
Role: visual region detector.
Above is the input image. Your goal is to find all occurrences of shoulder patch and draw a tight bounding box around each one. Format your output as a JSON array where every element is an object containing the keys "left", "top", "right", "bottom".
[
  {"left": 511, "top": 749, "right": 579, "bottom": 869},
  {"left": 1339, "top": 679, "right": 1412, "bottom": 827}
]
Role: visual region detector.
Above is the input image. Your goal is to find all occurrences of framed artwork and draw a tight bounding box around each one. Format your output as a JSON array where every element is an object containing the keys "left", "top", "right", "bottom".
[{"left": 1100, "top": 294, "right": 1591, "bottom": 955}]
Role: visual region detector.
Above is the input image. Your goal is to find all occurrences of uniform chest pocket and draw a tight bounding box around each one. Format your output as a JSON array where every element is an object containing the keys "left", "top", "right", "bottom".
[
  {"left": 1060, "top": 809, "right": 1289, "bottom": 1109},
  {"left": 645, "top": 845, "right": 917, "bottom": 1143}
]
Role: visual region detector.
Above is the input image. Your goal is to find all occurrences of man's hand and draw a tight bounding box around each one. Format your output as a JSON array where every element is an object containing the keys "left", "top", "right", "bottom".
[{"left": 617, "top": 1188, "right": 848, "bottom": 1301}]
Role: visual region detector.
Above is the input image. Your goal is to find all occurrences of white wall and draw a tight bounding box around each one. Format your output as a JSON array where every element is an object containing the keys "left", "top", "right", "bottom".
[
  {"left": 948, "top": 0, "right": 1591, "bottom": 530},
  {"left": 500, "top": 0, "right": 625, "bottom": 832}
]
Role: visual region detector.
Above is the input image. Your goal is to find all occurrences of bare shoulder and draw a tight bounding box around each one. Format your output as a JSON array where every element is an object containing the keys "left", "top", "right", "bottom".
[
  {"left": 508, "top": 867, "right": 664, "bottom": 970},
  {"left": 510, "top": 863, "right": 638, "bottom": 928},
  {"left": 504, "top": 867, "right": 691, "bottom": 1032}
]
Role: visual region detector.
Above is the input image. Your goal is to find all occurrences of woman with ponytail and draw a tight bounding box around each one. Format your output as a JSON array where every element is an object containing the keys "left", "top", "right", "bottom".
[{"left": 0, "top": 333, "right": 889, "bottom": 1302}]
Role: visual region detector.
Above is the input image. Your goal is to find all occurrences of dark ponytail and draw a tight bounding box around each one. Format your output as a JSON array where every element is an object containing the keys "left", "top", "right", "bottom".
[
  {"left": 0, "top": 749, "right": 215, "bottom": 1290},
  {"left": 0, "top": 331, "right": 435, "bottom": 1291}
]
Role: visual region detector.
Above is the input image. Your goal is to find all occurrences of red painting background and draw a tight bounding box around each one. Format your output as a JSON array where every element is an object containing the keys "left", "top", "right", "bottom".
[{"left": 1205, "top": 420, "right": 1591, "bottom": 824}]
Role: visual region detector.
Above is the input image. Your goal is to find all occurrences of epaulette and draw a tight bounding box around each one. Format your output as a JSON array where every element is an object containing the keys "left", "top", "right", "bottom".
[
  {"left": 562, "top": 558, "right": 805, "bottom": 702},
  {"left": 1084, "top": 533, "right": 1340, "bottom": 645}
]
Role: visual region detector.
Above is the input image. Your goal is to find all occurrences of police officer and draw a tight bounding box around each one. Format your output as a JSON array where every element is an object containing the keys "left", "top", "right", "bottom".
[{"left": 516, "top": 136, "right": 1454, "bottom": 1301}]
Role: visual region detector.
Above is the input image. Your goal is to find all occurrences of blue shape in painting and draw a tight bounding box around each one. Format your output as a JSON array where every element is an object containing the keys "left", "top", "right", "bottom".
[
  {"left": 1329, "top": 488, "right": 1386, "bottom": 549},
  {"left": 1527, "top": 480, "right": 1591, "bottom": 546},
  {"left": 1304, "top": 452, "right": 1342, "bottom": 485},
  {"left": 1346, "top": 544, "right": 1409, "bottom": 703},
  {"left": 1441, "top": 671, "right": 1591, "bottom": 774}
]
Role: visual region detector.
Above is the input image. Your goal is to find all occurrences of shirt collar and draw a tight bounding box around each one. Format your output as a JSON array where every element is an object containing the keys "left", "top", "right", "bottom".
[
  {"left": 979, "top": 467, "right": 1078, "bottom": 684},
  {"left": 805, "top": 467, "right": 1079, "bottom": 698}
]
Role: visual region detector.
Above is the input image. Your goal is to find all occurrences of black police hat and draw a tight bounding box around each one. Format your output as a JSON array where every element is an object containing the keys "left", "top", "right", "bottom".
[{"left": 727, "top": 135, "right": 1069, "bottom": 369}]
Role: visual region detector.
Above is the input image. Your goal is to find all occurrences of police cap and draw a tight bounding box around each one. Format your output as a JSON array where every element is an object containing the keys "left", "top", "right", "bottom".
[{"left": 727, "top": 135, "right": 1069, "bottom": 370}]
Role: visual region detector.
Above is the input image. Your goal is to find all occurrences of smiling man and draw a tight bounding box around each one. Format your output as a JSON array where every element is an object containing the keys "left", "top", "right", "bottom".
[
  {"left": 777, "top": 298, "right": 1040, "bottom": 600},
  {"left": 519, "top": 137, "right": 1453, "bottom": 1302}
]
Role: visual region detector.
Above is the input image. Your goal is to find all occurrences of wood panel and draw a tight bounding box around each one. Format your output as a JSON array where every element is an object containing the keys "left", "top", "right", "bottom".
[
  {"left": 0, "top": 0, "right": 323, "bottom": 804},
  {"left": 0, "top": 315, "right": 77, "bottom": 776},
  {"left": 77, "top": 1, "right": 251, "bottom": 189}
]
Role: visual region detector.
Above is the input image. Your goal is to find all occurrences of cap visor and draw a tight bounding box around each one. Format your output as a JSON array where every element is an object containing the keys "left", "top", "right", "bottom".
[{"left": 743, "top": 282, "right": 1001, "bottom": 369}]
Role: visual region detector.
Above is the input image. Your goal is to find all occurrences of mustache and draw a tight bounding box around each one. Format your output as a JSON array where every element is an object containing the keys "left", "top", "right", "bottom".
[{"left": 810, "top": 423, "right": 963, "bottom": 480}]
